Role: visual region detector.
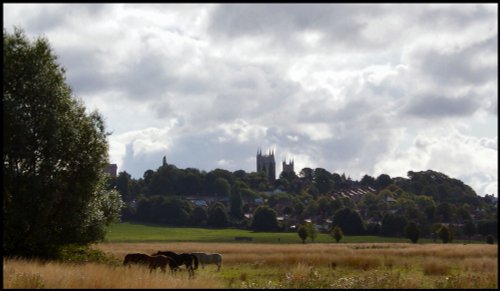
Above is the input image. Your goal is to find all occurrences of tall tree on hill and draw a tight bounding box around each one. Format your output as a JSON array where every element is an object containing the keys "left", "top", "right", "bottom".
[
  {"left": 213, "top": 177, "right": 231, "bottom": 198},
  {"left": 3, "top": 28, "right": 123, "bottom": 258},
  {"left": 313, "top": 168, "right": 333, "bottom": 195},
  {"left": 375, "top": 174, "right": 392, "bottom": 190},
  {"left": 360, "top": 174, "right": 376, "bottom": 188}
]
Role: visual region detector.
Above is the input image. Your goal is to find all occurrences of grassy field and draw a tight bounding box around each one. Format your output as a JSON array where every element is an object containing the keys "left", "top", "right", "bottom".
[
  {"left": 4, "top": 223, "right": 495, "bottom": 288},
  {"left": 4, "top": 242, "right": 497, "bottom": 288},
  {"left": 104, "top": 222, "right": 483, "bottom": 244}
]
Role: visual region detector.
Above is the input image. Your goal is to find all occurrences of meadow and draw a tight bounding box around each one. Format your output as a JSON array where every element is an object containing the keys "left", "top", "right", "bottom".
[
  {"left": 4, "top": 242, "right": 498, "bottom": 288},
  {"left": 104, "top": 222, "right": 483, "bottom": 244},
  {"left": 4, "top": 223, "right": 497, "bottom": 289}
]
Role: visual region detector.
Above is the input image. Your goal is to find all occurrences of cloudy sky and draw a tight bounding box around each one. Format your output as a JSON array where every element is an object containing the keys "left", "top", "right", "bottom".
[{"left": 4, "top": 4, "right": 498, "bottom": 196}]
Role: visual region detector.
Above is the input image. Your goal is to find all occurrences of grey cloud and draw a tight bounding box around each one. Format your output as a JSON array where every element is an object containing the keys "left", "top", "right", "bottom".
[
  {"left": 152, "top": 99, "right": 174, "bottom": 119},
  {"left": 417, "top": 4, "right": 495, "bottom": 30},
  {"left": 208, "top": 4, "right": 383, "bottom": 51},
  {"left": 60, "top": 47, "right": 185, "bottom": 100},
  {"left": 57, "top": 47, "right": 109, "bottom": 95},
  {"left": 488, "top": 99, "right": 497, "bottom": 115},
  {"left": 415, "top": 36, "right": 497, "bottom": 86},
  {"left": 114, "top": 54, "right": 178, "bottom": 100},
  {"left": 403, "top": 94, "right": 481, "bottom": 118}
]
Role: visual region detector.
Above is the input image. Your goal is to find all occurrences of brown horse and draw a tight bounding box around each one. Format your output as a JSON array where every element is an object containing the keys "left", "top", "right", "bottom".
[
  {"left": 152, "top": 251, "right": 198, "bottom": 278},
  {"left": 123, "top": 253, "right": 179, "bottom": 273}
]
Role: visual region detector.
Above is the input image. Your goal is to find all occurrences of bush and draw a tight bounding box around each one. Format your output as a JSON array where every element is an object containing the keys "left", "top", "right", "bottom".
[
  {"left": 56, "top": 244, "right": 119, "bottom": 265},
  {"left": 298, "top": 225, "right": 308, "bottom": 243},
  {"left": 486, "top": 235, "right": 495, "bottom": 244},
  {"left": 438, "top": 225, "right": 452, "bottom": 244},
  {"left": 404, "top": 222, "right": 420, "bottom": 243},
  {"left": 331, "top": 226, "right": 344, "bottom": 243}
]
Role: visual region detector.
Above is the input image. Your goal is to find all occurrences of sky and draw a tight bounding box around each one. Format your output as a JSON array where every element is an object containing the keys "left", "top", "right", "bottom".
[{"left": 3, "top": 3, "right": 498, "bottom": 197}]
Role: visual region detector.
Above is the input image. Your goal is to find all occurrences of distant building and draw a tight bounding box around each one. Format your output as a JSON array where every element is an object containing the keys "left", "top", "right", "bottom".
[
  {"left": 105, "top": 163, "right": 117, "bottom": 178},
  {"left": 282, "top": 158, "right": 294, "bottom": 175},
  {"left": 257, "top": 149, "right": 276, "bottom": 181}
]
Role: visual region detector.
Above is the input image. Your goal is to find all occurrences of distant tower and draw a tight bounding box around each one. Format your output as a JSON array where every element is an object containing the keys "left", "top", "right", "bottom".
[
  {"left": 256, "top": 148, "right": 276, "bottom": 181},
  {"left": 282, "top": 158, "right": 294, "bottom": 175}
]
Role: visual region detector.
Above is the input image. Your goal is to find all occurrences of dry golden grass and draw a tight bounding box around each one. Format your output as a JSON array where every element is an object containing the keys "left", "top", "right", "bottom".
[
  {"left": 96, "top": 242, "right": 497, "bottom": 270},
  {"left": 4, "top": 242, "right": 497, "bottom": 288},
  {"left": 3, "top": 257, "right": 223, "bottom": 289},
  {"left": 422, "top": 259, "right": 451, "bottom": 275}
]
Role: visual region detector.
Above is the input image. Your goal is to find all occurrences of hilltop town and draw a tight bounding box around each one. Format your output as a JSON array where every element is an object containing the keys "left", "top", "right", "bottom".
[{"left": 105, "top": 149, "right": 497, "bottom": 241}]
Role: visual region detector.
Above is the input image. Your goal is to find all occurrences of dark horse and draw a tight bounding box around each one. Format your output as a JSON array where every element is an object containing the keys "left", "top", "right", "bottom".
[
  {"left": 152, "top": 251, "right": 198, "bottom": 278},
  {"left": 123, "top": 253, "right": 179, "bottom": 273}
]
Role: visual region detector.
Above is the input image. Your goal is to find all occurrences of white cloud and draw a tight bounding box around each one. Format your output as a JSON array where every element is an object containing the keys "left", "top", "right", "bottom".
[{"left": 375, "top": 126, "right": 498, "bottom": 196}]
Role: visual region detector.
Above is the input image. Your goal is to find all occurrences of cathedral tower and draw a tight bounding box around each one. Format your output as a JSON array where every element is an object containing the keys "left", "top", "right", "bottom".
[
  {"left": 282, "top": 158, "right": 294, "bottom": 175},
  {"left": 256, "top": 148, "right": 276, "bottom": 181}
]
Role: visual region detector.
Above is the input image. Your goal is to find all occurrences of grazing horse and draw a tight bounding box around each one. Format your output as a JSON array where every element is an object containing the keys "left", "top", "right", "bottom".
[
  {"left": 152, "top": 251, "right": 198, "bottom": 278},
  {"left": 123, "top": 253, "right": 178, "bottom": 273},
  {"left": 191, "top": 252, "right": 223, "bottom": 271}
]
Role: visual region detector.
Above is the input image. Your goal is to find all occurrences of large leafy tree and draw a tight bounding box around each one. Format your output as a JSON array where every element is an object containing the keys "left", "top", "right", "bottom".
[
  {"left": 313, "top": 168, "right": 333, "bottom": 195},
  {"left": 3, "top": 28, "right": 123, "bottom": 257},
  {"left": 404, "top": 221, "right": 420, "bottom": 243},
  {"left": 250, "top": 205, "right": 278, "bottom": 231},
  {"left": 207, "top": 202, "right": 229, "bottom": 228},
  {"left": 375, "top": 174, "right": 392, "bottom": 190},
  {"left": 332, "top": 207, "right": 366, "bottom": 235}
]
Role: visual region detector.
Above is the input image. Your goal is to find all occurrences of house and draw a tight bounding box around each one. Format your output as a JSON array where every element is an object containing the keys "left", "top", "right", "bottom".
[{"left": 386, "top": 196, "right": 397, "bottom": 203}]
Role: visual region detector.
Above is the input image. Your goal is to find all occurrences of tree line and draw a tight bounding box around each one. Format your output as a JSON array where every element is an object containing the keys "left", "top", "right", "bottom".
[{"left": 109, "top": 159, "right": 498, "bottom": 243}]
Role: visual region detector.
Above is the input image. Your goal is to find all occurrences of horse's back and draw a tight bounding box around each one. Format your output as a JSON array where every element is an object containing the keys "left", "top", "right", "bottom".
[
  {"left": 124, "top": 253, "right": 153, "bottom": 267},
  {"left": 192, "top": 252, "right": 222, "bottom": 264},
  {"left": 206, "top": 253, "right": 222, "bottom": 263}
]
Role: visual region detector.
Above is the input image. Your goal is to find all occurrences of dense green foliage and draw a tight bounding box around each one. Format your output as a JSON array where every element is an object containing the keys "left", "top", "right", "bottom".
[
  {"left": 332, "top": 207, "right": 366, "bottom": 235},
  {"left": 109, "top": 164, "right": 497, "bottom": 242},
  {"left": 208, "top": 202, "right": 229, "bottom": 228},
  {"left": 404, "top": 221, "right": 420, "bottom": 243},
  {"left": 3, "top": 28, "right": 123, "bottom": 258},
  {"left": 438, "top": 225, "right": 452, "bottom": 243},
  {"left": 305, "top": 222, "right": 318, "bottom": 242},
  {"left": 381, "top": 213, "right": 408, "bottom": 237},
  {"left": 251, "top": 205, "right": 279, "bottom": 231},
  {"left": 297, "top": 225, "right": 308, "bottom": 243}
]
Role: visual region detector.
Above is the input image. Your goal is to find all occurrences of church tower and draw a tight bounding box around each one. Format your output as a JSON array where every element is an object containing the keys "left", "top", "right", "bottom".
[
  {"left": 282, "top": 158, "right": 294, "bottom": 174},
  {"left": 256, "top": 148, "right": 276, "bottom": 181}
]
